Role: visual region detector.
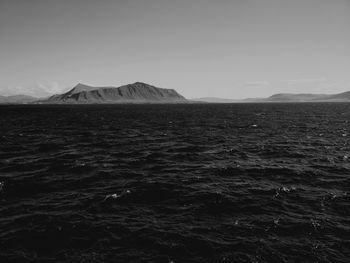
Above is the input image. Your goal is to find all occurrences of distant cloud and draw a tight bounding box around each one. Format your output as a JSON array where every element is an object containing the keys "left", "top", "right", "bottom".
[
  {"left": 38, "top": 82, "right": 68, "bottom": 95},
  {"left": 0, "top": 82, "right": 68, "bottom": 97}
]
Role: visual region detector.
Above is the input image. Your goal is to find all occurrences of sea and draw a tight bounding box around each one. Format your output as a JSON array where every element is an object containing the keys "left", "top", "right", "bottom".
[{"left": 0, "top": 103, "right": 349, "bottom": 262}]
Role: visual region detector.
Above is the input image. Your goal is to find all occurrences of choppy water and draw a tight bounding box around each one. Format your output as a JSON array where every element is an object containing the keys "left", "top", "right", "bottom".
[{"left": 0, "top": 104, "right": 349, "bottom": 262}]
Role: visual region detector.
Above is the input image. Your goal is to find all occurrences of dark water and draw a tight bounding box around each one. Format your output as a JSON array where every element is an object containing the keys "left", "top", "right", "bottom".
[{"left": 0, "top": 104, "right": 349, "bottom": 263}]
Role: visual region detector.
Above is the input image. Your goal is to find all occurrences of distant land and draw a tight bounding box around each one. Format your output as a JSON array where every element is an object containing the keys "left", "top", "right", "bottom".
[
  {"left": 189, "top": 97, "right": 241, "bottom": 103},
  {"left": 3, "top": 83, "right": 350, "bottom": 104},
  {"left": 39, "top": 82, "right": 187, "bottom": 104},
  {"left": 192, "top": 90, "right": 350, "bottom": 103}
]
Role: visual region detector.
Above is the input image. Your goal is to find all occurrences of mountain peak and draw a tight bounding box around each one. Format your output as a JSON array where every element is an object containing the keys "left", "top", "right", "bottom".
[
  {"left": 131, "top": 82, "right": 154, "bottom": 87},
  {"left": 75, "top": 83, "right": 90, "bottom": 88},
  {"left": 67, "top": 83, "right": 97, "bottom": 95}
]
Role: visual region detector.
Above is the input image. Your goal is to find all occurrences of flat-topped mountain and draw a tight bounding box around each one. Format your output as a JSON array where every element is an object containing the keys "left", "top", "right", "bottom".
[{"left": 42, "top": 82, "right": 187, "bottom": 104}]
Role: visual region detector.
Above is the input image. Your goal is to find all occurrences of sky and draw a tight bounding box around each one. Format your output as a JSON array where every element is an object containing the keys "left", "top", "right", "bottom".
[{"left": 0, "top": 0, "right": 349, "bottom": 98}]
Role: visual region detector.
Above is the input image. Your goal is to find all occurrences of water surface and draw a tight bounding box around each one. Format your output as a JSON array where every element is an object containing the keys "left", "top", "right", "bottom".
[{"left": 0, "top": 104, "right": 349, "bottom": 262}]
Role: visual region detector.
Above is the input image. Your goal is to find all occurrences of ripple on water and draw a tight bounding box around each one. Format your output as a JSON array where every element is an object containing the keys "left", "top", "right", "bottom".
[{"left": 0, "top": 104, "right": 349, "bottom": 262}]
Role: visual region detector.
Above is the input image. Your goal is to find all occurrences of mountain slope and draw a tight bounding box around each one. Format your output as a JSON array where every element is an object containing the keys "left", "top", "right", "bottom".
[{"left": 43, "top": 82, "right": 187, "bottom": 103}]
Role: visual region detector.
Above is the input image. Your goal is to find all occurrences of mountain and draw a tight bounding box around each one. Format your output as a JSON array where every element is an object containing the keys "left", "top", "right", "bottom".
[
  {"left": 64, "top": 83, "right": 98, "bottom": 95},
  {"left": 3, "top": 84, "right": 350, "bottom": 104},
  {"left": 0, "top": 95, "right": 38, "bottom": 104},
  {"left": 41, "top": 82, "right": 187, "bottom": 104}
]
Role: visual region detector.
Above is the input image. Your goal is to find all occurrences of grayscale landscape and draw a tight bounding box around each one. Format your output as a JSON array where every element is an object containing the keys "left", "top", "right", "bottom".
[{"left": 0, "top": 1, "right": 349, "bottom": 263}]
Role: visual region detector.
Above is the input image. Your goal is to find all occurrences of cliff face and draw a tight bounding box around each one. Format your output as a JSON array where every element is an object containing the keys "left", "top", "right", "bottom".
[{"left": 44, "top": 82, "right": 187, "bottom": 103}]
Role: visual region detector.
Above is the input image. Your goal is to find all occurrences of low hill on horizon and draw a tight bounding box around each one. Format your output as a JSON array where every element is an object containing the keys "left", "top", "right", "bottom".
[
  {"left": 193, "top": 90, "right": 350, "bottom": 103},
  {"left": 190, "top": 97, "right": 239, "bottom": 103},
  {"left": 264, "top": 93, "right": 328, "bottom": 102}
]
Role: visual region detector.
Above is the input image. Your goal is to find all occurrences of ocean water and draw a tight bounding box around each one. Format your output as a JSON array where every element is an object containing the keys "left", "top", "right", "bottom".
[{"left": 0, "top": 103, "right": 349, "bottom": 263}]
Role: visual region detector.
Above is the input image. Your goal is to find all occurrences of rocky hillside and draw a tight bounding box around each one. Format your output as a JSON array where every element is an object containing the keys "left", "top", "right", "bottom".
[{"left": 43, "top": 82, "right": 187, "bottom": 103}]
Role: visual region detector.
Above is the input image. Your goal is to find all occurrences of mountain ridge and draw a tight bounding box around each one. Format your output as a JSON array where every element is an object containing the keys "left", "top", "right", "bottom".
[
  {"left": 42, "top": 82, "right": 187, "bottom": 104},
  {"left": 3, "top": 85, "right": 350, "bottom": 104}
]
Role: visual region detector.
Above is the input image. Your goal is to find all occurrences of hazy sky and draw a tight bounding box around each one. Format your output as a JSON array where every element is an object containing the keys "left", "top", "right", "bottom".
[{"left": 0, "top": 0, "right": 349, "bottom": 98}]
